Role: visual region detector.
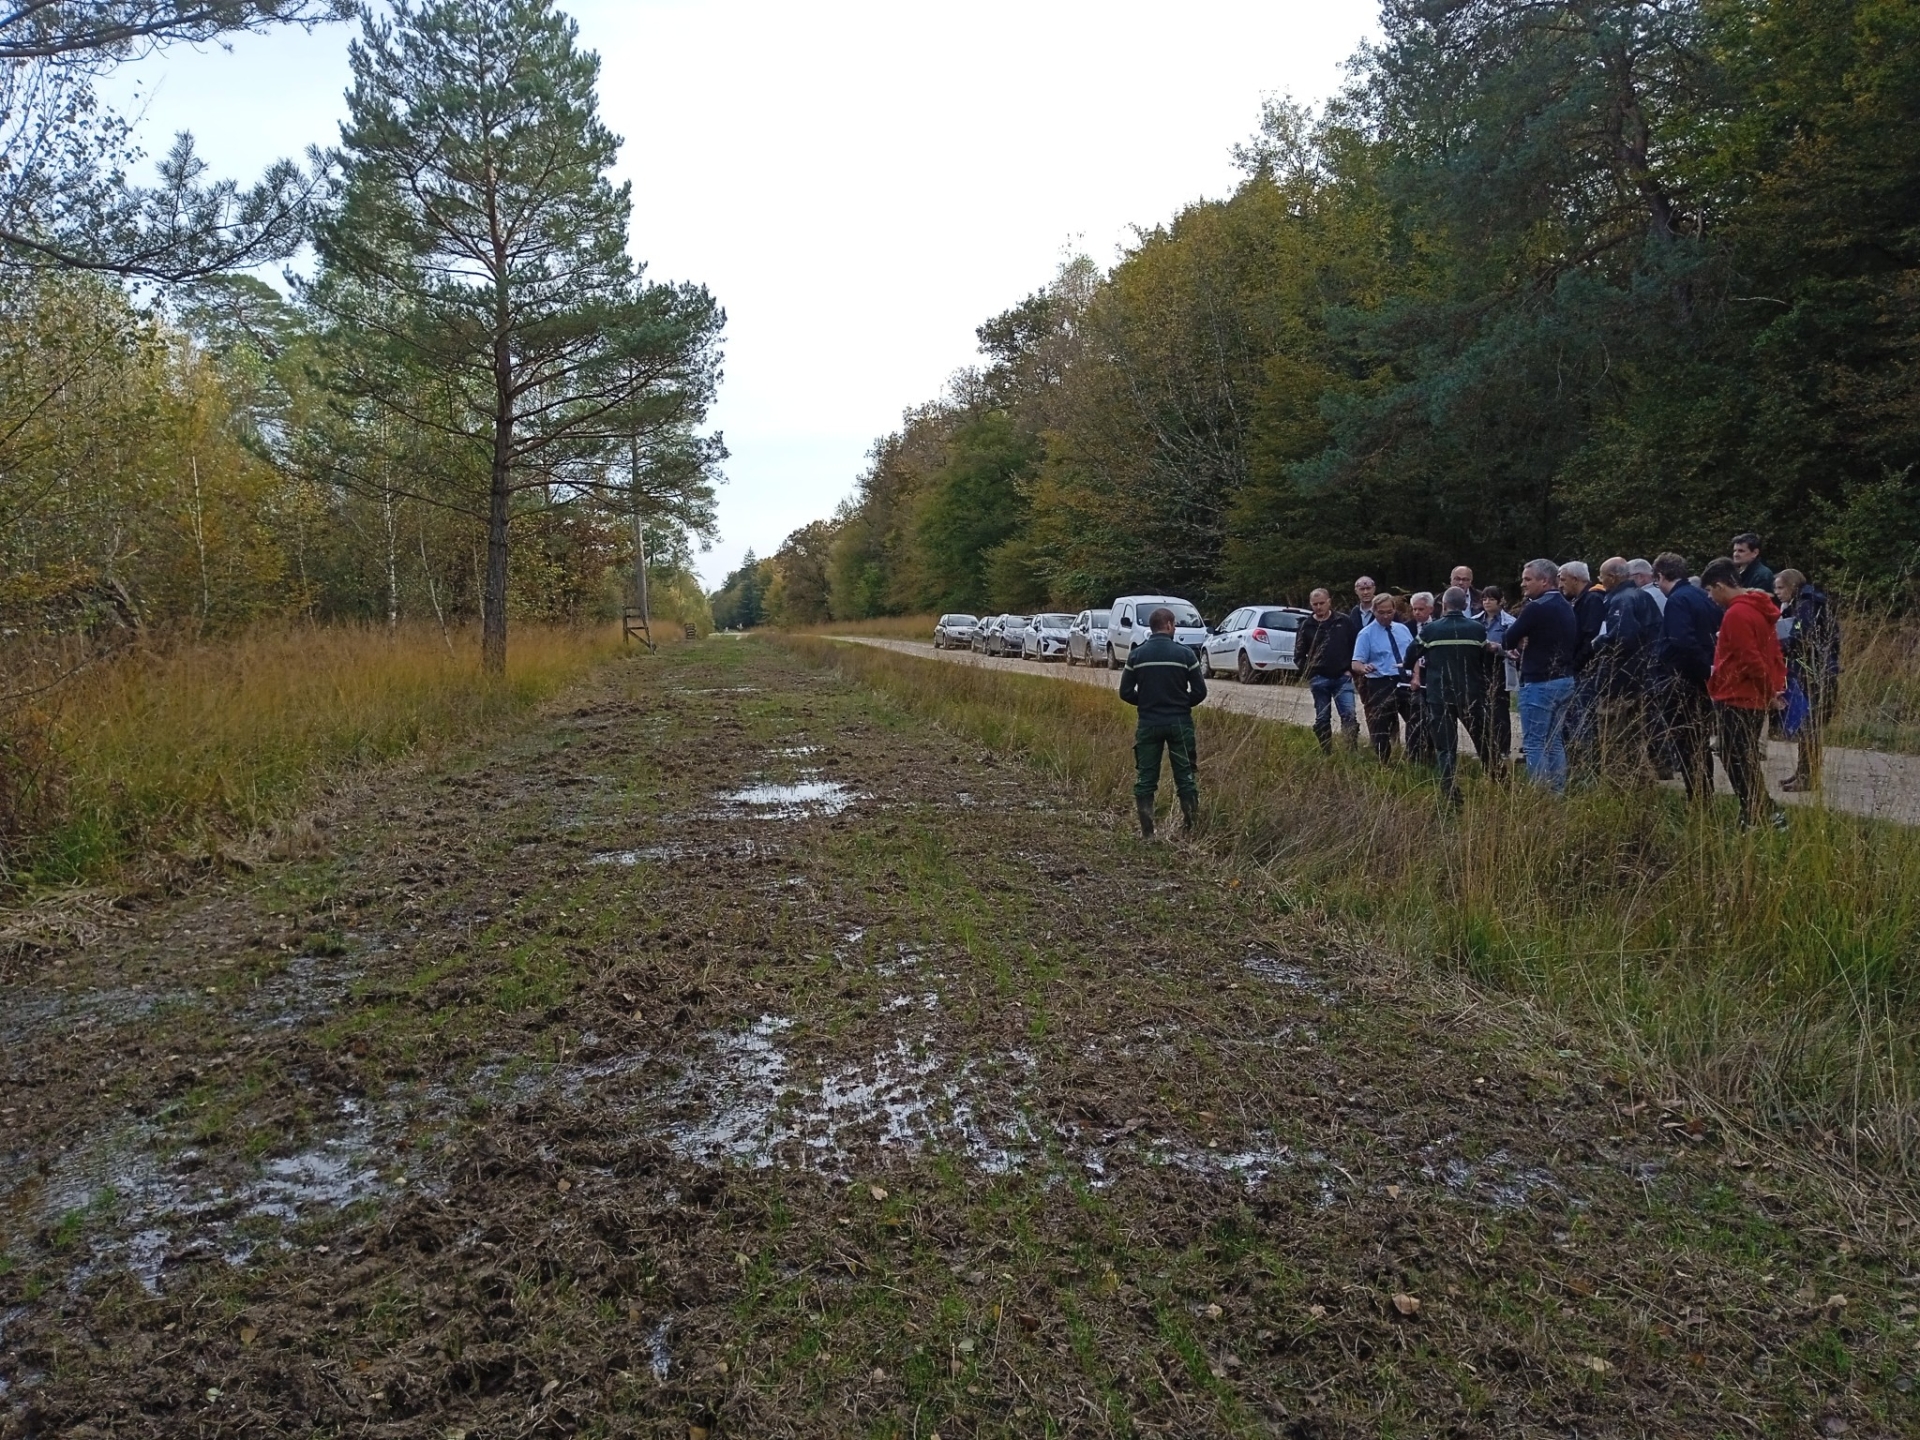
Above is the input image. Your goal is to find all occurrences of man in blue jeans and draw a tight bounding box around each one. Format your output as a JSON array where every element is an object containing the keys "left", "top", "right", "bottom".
[
  {"left": 1499, "top": 558, "right": 1580, "bottom": 792},
  {"left": 1295, "top": 588, "right": 1359, "bottom": 752}
]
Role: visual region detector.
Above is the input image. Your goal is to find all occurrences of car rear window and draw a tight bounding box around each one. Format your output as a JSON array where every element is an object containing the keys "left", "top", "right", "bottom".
[
  {"left": 1036, "top": 614, "right": 1073, "bottom": 627},
  {"left": 1090, "top": 611, "right": 1111, "bottom": 626},
  {"left": 1260, "top": 611, "right": 1302, "bottom": 630}
]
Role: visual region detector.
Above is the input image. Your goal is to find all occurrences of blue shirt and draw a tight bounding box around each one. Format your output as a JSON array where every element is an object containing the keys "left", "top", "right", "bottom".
[{"left": 1353, "top": 618, "right": 1414, "bottom": 678}]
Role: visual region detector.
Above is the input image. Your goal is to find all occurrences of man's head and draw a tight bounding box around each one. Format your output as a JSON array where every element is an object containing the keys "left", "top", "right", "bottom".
[
  {"left": 1148, "top": 606, "right": 1176, "bottom": 635},
  {"left": 1558, "top": 560, "right": 1591, "bottom": 598},
  {"left": 1520, "top": 558, "right": 1558, "bottom": 600},
  {"left": 1598, "top": 557, "right": 1632, "bottom": 589},
  {"left": 1481, "top": 584, "right": 1505, "bottom": 612},
  {"left": 1410, "top": 591, "right": 1435, "bottom": 624},
  {"left": 1653, "top": 552, "right": 1688, "bottom": 593},
  {"left": 1371, "top": 594, "right": 1398, "bottom": 622},
  {"left": 1442, "top": 586, "right": 1469, "bottom": 615},
  {"left": 1450, "top": 565, "right": 1474, "bottom": 593},
  {"left": 1354, "top": 576, "right": 1376, "bottom": 606},
  {"left": 1732, "top": 532, "right": 1762, "bottom": 568},
  {"left": 1700, "top": 557, "right": 1742, "bottom": 607},
  {"left": 1627, "top": 558, "right": 1654, "bottom": 587},
  {"left": 1774, "top": 568, "right": 1806, "bottom": 606},
  {"left": 1309, "top": 587, "right": 1332, "bottom": 619}
]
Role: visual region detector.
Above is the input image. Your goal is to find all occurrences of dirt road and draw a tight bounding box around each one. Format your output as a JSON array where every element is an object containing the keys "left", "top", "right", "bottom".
[
  {"left": 2, "top": 641, "right": 1912, "bottom": 1437},
  {"left": 845, "top": 637, "right": 1920, "bottom": 826}
]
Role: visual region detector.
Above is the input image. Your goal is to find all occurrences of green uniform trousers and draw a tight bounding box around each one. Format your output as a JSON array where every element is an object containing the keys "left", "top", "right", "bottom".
[{"left": 1134, "top": 718, "right": 1198, "bottom": 802}]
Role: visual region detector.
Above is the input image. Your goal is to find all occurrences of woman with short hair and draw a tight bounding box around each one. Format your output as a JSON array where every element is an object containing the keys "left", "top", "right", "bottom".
[{"left": 1774, "top": 568, "right": 1841, "bottom": 792}]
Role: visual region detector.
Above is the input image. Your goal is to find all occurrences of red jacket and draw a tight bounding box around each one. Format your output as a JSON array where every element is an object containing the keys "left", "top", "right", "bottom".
[{"left": 1708, "top": 590, "right": 1786, "bottom": 710}]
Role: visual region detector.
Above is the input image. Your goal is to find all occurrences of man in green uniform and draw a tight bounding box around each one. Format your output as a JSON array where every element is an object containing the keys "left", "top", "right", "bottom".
[
  {"left": 1118, "top": 606, "right": 1208, "bottom": 838},
  {"left": 1419, "top": 586, "right": 1492, "bottom": 806}
]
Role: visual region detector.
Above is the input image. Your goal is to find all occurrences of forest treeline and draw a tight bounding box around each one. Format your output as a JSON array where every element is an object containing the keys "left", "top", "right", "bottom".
[
  {"left": 1, "top": 1, "right": 722, "bottom": 668},
  {"left": 717, "top": 0, "right": 1920, "bottom": 627}
]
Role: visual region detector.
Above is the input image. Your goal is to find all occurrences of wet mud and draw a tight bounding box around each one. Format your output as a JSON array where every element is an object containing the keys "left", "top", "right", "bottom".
[{"left": 0, "top": 640, "right": 1913, "bottom": 1438}]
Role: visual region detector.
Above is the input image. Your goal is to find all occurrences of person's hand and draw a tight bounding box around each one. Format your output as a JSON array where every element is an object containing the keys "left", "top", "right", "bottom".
[
  {"left": 1771, "top": 692, "right": 1787, "bottom": 711},
  {"left": 1354, "top": 662, "right": 1375, "bottom": 677}
]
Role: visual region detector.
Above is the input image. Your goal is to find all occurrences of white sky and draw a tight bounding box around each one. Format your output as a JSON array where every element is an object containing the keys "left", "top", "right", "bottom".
[{"left": 105, "top": 0, "right": 1380, "bottom": 589}]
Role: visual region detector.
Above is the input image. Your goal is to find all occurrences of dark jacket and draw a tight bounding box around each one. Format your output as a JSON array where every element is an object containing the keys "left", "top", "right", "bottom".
[
  {"left": 1735, "top": 558, "right": 1776, "bottom": 595},
  {"left": 1418, "top": 612, "right": 1489, "bottom": 709},
  {"left": 1710, "top": 590, "right": 1786, "bottom": 711},
  {"left": 1782, "top": 585, "right": 1841, "bottom": 685},
  {"left": 1592, "top": 581, "right": 1662, "bottom": 695},
  {"left": 1349, "top": 603, "right": 1374, "bottom": 637},
  {"left": 1502, "top": 589, "right": 1579, "bottom": 684},
  {"left": 1572, "top": 584, "right": 1608, "bottom": 671},
  {"left": 1661, "top": 582, "right": 1721, "bottom": 684},
  {"left": 1119, "top": 632, "right": 1207, "bottom": 725},
  {"left": 1296, "top": 611, "right": 1358, "bottom": 679}
]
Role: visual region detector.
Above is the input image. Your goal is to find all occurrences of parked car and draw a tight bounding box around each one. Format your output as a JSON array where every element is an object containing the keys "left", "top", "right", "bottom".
[
  {"left": 1106, "top": 595, "right": 1208, "bottom": 668},
  {"left": 969, "top": 617, "right": 994, "bottom": 653},
  {"left": 986, "top": 615, "right": 1031, "bottom": 657},
  {"left": 1065, "top": 609, "right": 1112, "bottom": 667},
  {"left": 1021, "top": 613, "right": 1076, "bottom": 661},
  {"left": 1203, "top": 605, "right": 1311, "bottom": 682},
  {"left": 933, "top": 613, "right": 978, "bottom": 649}
]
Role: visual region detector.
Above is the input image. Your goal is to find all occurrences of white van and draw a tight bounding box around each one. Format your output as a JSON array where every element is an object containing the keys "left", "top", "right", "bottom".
[{"left": 1106, "top": 595, "right": 1208, "bottom": 669}]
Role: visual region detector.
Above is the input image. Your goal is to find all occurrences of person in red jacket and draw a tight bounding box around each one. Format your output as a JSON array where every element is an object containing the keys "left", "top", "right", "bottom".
[{"left": 1702, "top": 556, "right": 1787, "bottom": 830}]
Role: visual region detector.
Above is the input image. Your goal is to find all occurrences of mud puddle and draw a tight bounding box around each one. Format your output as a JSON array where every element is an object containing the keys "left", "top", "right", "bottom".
[{"left": 714, "top": 778, "right": 862, "bottom": 818}]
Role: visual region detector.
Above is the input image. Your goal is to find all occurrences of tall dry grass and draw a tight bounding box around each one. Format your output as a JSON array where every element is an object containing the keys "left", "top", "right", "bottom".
[
  {"left": 791, "top": 634, "right": 1920, "bottom": 1176},
  {"left": 1833, "top": 607, "right": 1920, "bottom": 753},
  {"left": 4, "top": 622, "right": 621, "bottom": 889},
  {"left": 797, "top": 613, "right": 941, "bottom": 640}
]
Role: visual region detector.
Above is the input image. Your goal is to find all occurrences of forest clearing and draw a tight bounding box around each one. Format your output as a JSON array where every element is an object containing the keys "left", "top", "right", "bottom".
[{"left": 3, "top": 637, "right": 1918, "bottom": 1438}]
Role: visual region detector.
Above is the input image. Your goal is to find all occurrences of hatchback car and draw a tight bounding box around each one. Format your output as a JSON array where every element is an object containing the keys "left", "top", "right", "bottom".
[
  {"left": 1065, "top": 609, "right": 1111, "bottom": 666},
  {"left": 1203, "top": 605, "right": 1311, "bottom": 682},
  {"left": 986, "top": 615, "right": 1031, "bottom": 657},
  {"left": 1106, "top": 595, "right": 1209, "bottom": 667},
  {"left": 1020, "top": 613, "right": 1075, "bottom": 661},
  {"left": 933, "top": 613, "right": 978, "bottom": 649}
]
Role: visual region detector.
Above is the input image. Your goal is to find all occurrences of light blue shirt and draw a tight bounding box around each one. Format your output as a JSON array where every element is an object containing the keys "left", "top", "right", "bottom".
[{"left": 1353, "top": 618, "right": 1413, "bottom": 678}]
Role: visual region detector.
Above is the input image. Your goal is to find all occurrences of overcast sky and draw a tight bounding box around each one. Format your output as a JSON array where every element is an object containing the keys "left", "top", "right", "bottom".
[{"left": 105, "top": 0, "right": 1380, "bottom": 589}]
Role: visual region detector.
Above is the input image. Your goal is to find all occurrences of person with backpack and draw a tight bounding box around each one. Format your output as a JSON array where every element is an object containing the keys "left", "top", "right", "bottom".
[{"left": 1774, "top": 568, "right": 1841, "bottom": 792}]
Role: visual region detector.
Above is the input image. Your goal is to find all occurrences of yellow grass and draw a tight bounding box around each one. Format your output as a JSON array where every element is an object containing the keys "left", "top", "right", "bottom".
[{"left": 8, "top": 622, "right": 622, "bottom": 887}]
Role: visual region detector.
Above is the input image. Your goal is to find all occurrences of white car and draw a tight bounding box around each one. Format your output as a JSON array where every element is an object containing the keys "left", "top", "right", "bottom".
[
  {"left": 1203, "top": 605, "right": 1311, "bottom": 682},
  {"left": 1065, "top": 609, "right": 1111, "bottom": 666},
  {"left": 933, "top": 613, "right": 978, "bottom": 649},
  {"left": 1021, "top": 613, "right": 1075, "bottom": 661},
  {"left": 1106, "top": 595, "right": 1208, "bottom": 668}
]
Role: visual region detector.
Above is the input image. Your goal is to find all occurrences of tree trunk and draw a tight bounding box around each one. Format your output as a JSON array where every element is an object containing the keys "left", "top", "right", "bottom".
[{"left": 482, "top": 331, "right": 514, "bottom": 674}]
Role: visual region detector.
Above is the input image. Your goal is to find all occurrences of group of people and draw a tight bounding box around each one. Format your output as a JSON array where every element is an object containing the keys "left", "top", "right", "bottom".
[{"left": 1291, "top": 534, "right": 1842, "bottom": 828}]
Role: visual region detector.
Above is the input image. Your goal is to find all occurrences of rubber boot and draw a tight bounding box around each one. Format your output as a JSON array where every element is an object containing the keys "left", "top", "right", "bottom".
[
  {"left": 1179, "top": 794, "right": 1199, "bottom": 832},
  {"left": 1135, "top": 796, "right": 1156, "bottom": 840}
]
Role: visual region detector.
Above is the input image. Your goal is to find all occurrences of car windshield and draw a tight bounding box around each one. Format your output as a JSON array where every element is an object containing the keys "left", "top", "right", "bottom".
[
  {"left": 951, "top": 614, "right": 976, "bottom": 624},
  {"left": 1090, "top": 611, "right": 1111, "bottom": 626},
  {"left": 1260, "top": 611, "right": 1302, "bottom": 629},
  {"left": 1036, "top": 614, "right": 1073, "bottom": 627},
  {"left": 1167, "top": 607, "right": 1203, "bottom": 627},
  {"left": 1004, "top": 616, "right": 1029, "bottom": 626}
]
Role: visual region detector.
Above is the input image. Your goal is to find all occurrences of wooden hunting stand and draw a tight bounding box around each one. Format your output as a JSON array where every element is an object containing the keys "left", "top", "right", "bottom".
[{"left": 624, "top": 499, "right": 656, "bottom": 652}]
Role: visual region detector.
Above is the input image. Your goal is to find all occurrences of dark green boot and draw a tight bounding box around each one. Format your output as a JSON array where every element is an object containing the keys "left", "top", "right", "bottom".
[
  {"left": 1179, "top": 794, "right": 1199, "bottom": 832},
  {"left": 1135, "top": 796, "right": 1155, "bottom": 839}
]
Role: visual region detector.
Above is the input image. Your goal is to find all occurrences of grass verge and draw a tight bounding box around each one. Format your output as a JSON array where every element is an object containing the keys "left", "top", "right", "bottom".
[
  {"left": 791, "top": 633, "right": 1920, "bottom": 1179},
  {"left": 3, "top": 622, "right": 623, "bottom": 891}
]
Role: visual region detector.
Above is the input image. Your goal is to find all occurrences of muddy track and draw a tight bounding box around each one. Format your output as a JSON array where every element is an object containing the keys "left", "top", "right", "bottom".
[{"left": 1, "top": 640, "right": 1913, "bottom": 1437}]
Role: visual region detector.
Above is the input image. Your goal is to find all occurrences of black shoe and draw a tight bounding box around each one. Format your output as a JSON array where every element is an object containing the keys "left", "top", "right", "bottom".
[
  {"left": 1179, "top": 795, "right": 1199, "bottom": 832},
  {"left": 1135, "top": 797, "right": 1156, "bottom": 840}
]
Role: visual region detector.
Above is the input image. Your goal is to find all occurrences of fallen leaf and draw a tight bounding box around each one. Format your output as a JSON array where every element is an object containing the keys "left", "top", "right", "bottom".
[
  {"left": 1825, "top": 1293, "right": 1850, "bottom": 1315},
  {"left": 1307, "top": 1304, "right": 1327, "bottom": 1319},
  {"left": 239, "top": 1325, "right": 257, "bottom": 1345},
  {"left": 715, "top": 1360, "right": 729, "bottom": 1375},
  {"left": 869, "top": 1367, "right": 885, "bottom": 1381},
  {"left": 541, "top": 1378, "right": 560, "bottom": 1397},
  {"left": 869, "top": 1184, "right": 888, "bottom": 1202},
  {"left": 556, "top": 1178, "right": 572, "bottom": 1193},
  {"left": 1204, "top": 1303, "right": 1223, "bottom": 1320},
  {"left": 689, "top": 1428, "right": 710, "bottom": 1440},
  {"left": 734, "top": 1252, "right": 750, "bottom": 1268},
  {"left": 956, "top": 1337, "right": 976, "bottom": 1353},
  {"left": 1384, "top": 1184, "right": 1402, "bottom": 1200},
  {"left": 1391, "top": 1293, "right": 1421, "bottom": 1317},
  {"left": 1582, "top": 1355, "right": 1613, "bottom": 1374}
]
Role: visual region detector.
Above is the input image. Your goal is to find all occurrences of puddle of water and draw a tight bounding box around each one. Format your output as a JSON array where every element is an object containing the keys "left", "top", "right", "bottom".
[
  {"left": 588, "top": 838, "right": 768, "bottom": 866},
  {"left": 1242, "top": 955, "right": 1339, "bottom": 1001},
  {"left": 28, "top": 1098, "right": 392, "bottom": 1293},
  {"left": 1420, "top": 1140, "right": 1557, "bottom": 1210},
  {"left": 648, "top": 1319, "right": 673, "bottom": 1380},
  {"left": 717, "top": 780, "right": 861, "bottom": 818}
]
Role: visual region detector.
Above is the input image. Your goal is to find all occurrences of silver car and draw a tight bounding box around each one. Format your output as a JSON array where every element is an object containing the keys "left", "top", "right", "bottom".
[
  {"left": 1203, "top": 605, "right": 1311, "bottom": 682},
  {"left": 1065, "top": 609, "right": 1111, "bottom": 666},
  {"left": 933, "top": 613, "right": 977, "bottom": 649},
  {"left": 986, "top": 615, "right": 1031, "bottom": 657},
  {"left": 1021, "top": 613, "right": 1075, "bottom": 661}
]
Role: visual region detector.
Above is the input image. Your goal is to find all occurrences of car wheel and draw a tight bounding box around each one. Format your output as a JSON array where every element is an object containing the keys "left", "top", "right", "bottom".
[{"left": 1238, "top": 652, "right": 1257, "bottom": 685}]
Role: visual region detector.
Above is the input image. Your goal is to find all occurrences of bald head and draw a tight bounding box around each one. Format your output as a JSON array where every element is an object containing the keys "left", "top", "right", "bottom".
[{"left": 1599, "top": 557, "right": 1632, "bottom": 587}]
